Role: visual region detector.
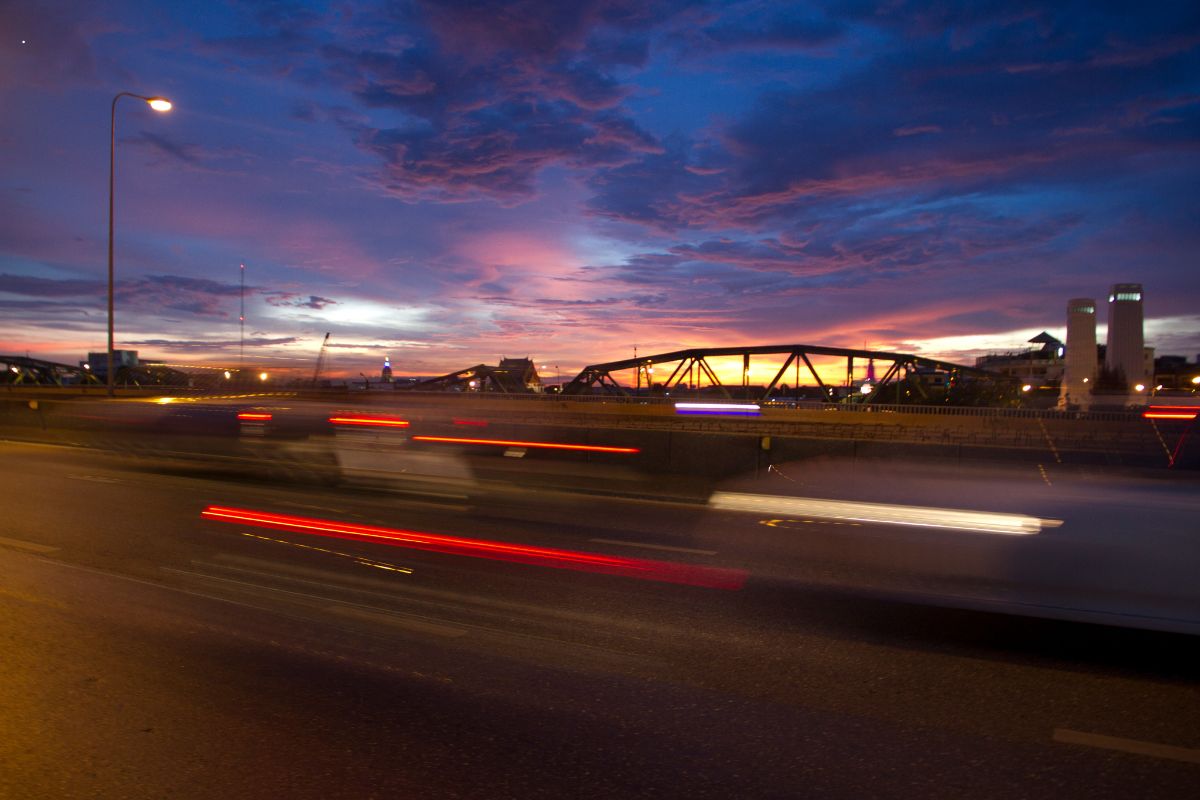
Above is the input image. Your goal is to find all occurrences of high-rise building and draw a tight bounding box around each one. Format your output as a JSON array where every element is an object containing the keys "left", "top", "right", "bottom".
[
  {"left": 1105, "top": 283, "right": 1145, "bottom": 389},
  {"left": 381, "top": 355, "right": 393, "bottom": 383},
  {"left": 1060, "top": 299, "right": 1096, "bottom": 408}
]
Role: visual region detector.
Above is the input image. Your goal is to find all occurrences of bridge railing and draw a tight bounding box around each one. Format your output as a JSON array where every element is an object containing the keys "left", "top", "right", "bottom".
[
  {"left": 386, "top": 389, "right": 1148, "bottom": 423},
  {"left": 1, "top": 384, "right": 1152, "bottom": 423}
]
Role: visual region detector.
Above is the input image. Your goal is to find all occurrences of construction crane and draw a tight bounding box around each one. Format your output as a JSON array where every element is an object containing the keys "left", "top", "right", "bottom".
[{"left": 312, "top": 332, "right": 331, "bottom": 386}]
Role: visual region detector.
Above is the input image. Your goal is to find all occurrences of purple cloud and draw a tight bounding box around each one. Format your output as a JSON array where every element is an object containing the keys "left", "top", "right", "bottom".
[{"left": 265, "top": 293, "right": 338, "bottom": 310}]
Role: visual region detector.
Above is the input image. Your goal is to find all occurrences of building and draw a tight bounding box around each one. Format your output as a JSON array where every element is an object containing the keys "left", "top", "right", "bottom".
[
  {"left": 493, "top": 357, "right": 542, "bottom": 392},
  {"left": 1105, "top": 283, "right": 1146, "bottom": 389},
  {"left": 381, "top": 356, "right": 393, "bottom": 383},
  {"left": 975, "top": 332, "right": 1064, "bottom": 388},
  {"left": 85, "top": 349, "right": 139, "bottom": 379},
  {"left": 1059, "top": 298, "right": 1097, "bottom": 408}
]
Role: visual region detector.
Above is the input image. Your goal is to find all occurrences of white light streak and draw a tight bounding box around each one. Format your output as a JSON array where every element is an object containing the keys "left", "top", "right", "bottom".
[
  {"left": 709, "top": 491, "right": 1059, "bottom": 535},
  {"left": 675, "top": 403, "right": 761, "bottom": 411}
]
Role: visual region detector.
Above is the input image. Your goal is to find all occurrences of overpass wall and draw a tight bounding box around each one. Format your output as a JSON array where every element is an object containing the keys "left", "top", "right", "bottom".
[{"left": 0, "top": 395, "right": 1194, "bottom": 475}]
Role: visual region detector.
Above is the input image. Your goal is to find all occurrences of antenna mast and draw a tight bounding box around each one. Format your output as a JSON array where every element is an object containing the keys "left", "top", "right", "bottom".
[{"left": 239, "top": 263, "right": 245, "bottom": 366}]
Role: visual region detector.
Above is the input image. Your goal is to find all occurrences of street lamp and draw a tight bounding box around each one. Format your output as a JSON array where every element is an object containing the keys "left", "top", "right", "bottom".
[{"left": 108, "top": 92, "right": 172, "bottom": 396}]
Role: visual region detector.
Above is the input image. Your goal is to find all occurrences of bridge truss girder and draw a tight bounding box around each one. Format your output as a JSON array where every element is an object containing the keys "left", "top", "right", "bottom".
[
  {"left": 562, "top": 344, "right": 1009, "bottom": 404},
  {"left": 408, "top": 363, "right": 539, "bottom": 394},
  {"left": 0, "top": 355, "right": 101, "bottom": 387}
]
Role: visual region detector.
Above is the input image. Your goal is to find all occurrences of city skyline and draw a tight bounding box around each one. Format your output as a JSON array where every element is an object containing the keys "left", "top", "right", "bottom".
[{"left": 3, "top": 1, "right": 1198, "bottom": 377}]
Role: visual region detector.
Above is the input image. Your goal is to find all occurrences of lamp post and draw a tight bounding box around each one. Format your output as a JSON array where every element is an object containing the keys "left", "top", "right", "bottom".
[{"left": 108, "top": 92, "right": 172, "bottom": 396}]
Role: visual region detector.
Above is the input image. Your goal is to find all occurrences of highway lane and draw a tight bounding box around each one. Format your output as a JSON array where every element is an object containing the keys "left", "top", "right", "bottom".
[
  {"left": 1, "top": 441, "right": 1199, "bottom": 797},
  {"left": 6, "top": 435, "right": 1200, "bottom": 631}
]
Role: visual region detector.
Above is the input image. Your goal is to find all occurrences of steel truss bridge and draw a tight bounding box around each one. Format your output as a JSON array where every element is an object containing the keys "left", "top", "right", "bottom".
[
  {"left": 560, "top": 344, "right": 1012, "bottom": 405},
  {"left": 1, "top": 355, "right": 100, "bottom": 387}
]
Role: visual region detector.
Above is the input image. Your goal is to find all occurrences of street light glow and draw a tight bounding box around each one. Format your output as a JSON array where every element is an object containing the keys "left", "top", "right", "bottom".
[{"left": 108, "top": 91, "right": 173, "bottom": 396}]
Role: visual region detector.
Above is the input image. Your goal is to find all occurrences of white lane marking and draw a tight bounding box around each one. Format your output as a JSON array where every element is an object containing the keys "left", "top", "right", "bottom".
[
  {"left": 710, "top": 490, "right": 1060, "bottom": 535},
  {"left": 67, "top": 474, "right": 121, "bottom": 484},
  {"left": 326, "top": 605, "right": 469, "bottom": 638},
  {"left": 0, "top": 535, "right": 60, "bottom": 554},
  {"left": 589, "top": 538, "right": 717, "bottom": 556},
  {"left": 173, "top": 566, "right": 463, "bottom": 640},
  {"left": 1053, "top": 728, "right": 1200, "bottom": 764}
]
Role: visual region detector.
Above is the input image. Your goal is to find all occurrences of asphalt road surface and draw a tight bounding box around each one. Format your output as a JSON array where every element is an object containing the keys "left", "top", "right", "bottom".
[{"left": 1, "top": 440, "right": 1198, "bottom": 798}]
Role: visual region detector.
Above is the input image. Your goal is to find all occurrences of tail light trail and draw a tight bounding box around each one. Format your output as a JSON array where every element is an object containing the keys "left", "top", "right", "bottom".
[
  {"left": 410, "top": 436, "right": 638, "bottom": 454},
  {"left": 329, "top": 414, "right": 411, "bottom": 428},
  {"left": 1143, "top": 406, "right": 1198, "bottom": 420},
  {"left": 201, "top": 505, "right": 743, "bottom": 589}
]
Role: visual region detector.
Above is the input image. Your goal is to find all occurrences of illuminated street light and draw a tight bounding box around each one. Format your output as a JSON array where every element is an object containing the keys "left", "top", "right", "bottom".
[
  {"left": 1192, "top": 376, "right": 1200, "bottom": 386},
  {"left": 108, "top": 92, "right": 172, "bottom": 397},
  {"left": 1021, "top": 384, "right": 1032, "bottom": 392},
  {"left": 223, "top": 370, "right": 232, "bottom": 380},
  {"left": 259, "top": 371, "right": 268, "bottom": 382},
  {"left": 860, "top": 384, "right": 872, "bottom": 395},
  {"left": 1134, "top": 383, "right": 1145, "bottom": 392}
]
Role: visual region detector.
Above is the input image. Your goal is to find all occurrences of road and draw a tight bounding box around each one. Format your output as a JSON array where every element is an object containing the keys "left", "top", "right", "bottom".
[{"left": 1, "top": 440, "right": 1198, "bottom": 798}]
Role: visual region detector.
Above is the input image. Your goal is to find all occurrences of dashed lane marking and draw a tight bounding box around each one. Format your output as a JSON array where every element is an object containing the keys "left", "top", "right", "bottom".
[
  {"left": 325, "top": 605, "right": 469, "bottom": 639},
  {"left": 761, "top": 517, "right": 861, "bottom": 529},
  {"left": 588, "top": 538, "right": 717, "bottom": 556},
  {"left": 67, "top": 473, "right": 121, "bottom": 483},
  {"left": 0, "top": 535, "right": 60, "bottom": 554}
]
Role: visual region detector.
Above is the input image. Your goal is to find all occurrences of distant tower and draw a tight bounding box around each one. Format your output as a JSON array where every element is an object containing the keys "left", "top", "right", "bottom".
[
  {"left": 1105, "top": 283, "right": 1145, "bottom": 389},
  {"left": 381, "top": 355, "right": 393, "bottom": 383},
  {"left": 1060, "top": 298, "right": 1097, "bottom": 408}
]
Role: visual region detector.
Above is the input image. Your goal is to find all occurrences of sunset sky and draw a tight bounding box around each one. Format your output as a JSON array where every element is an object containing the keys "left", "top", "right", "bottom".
[{"left": 3, "top": 1, "right": 1198, "bottom": 380}]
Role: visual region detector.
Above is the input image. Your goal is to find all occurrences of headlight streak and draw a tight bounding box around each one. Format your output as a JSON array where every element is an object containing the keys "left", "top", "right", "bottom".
[
  {"left": 674, "top": 402, "right": 761, "bottom": 417},
  {"left": 329, "top": 415, "right": 411, "bottom": 428},
  {"left": 201, "top": 505, "right": 744, "bottom": 589},
  {"left": 239, "top": 531, "right": 413, "bottom": 574},
  {"left": 710, "top": 492, "right": 1058, "bottom": 535},
  {"left": 410, "top": 436, "right": 639, "bottom": 454}
]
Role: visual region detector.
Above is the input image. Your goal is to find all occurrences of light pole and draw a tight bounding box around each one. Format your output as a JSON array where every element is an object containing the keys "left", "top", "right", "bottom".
[{"left": 108, "top": 92, "right": 172, "bottom": 396}]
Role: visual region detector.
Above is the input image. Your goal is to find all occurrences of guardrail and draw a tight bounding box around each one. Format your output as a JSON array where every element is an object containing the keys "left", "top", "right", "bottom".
[
  {"left": 0, "top": 384, "right": 1167, "bottom": 424},
  {"left": 379, "top": 390, "right": 1150, "bottom": 423}
]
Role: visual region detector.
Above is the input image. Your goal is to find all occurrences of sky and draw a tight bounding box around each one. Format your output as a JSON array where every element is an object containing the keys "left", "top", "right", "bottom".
[{"left": 2, "top": 0, "right": 1198, "bottom": 381}]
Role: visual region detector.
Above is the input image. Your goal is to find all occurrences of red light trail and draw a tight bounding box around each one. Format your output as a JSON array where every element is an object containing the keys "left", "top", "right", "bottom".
[
  {"left": 1143, "top": 406, "right": 1198, "bottom": 420},
  {"left": 329, "top": 415, "right": 411, "bottom": 428},
  {"left": 237, "top": 412, "right": 273, "bottom": 421},
  {"left": 200, "top": 505, "right": 744, "bottom": 590},
  {"left": 410, "top": 435, "right": 639, "bottom": 454}
]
